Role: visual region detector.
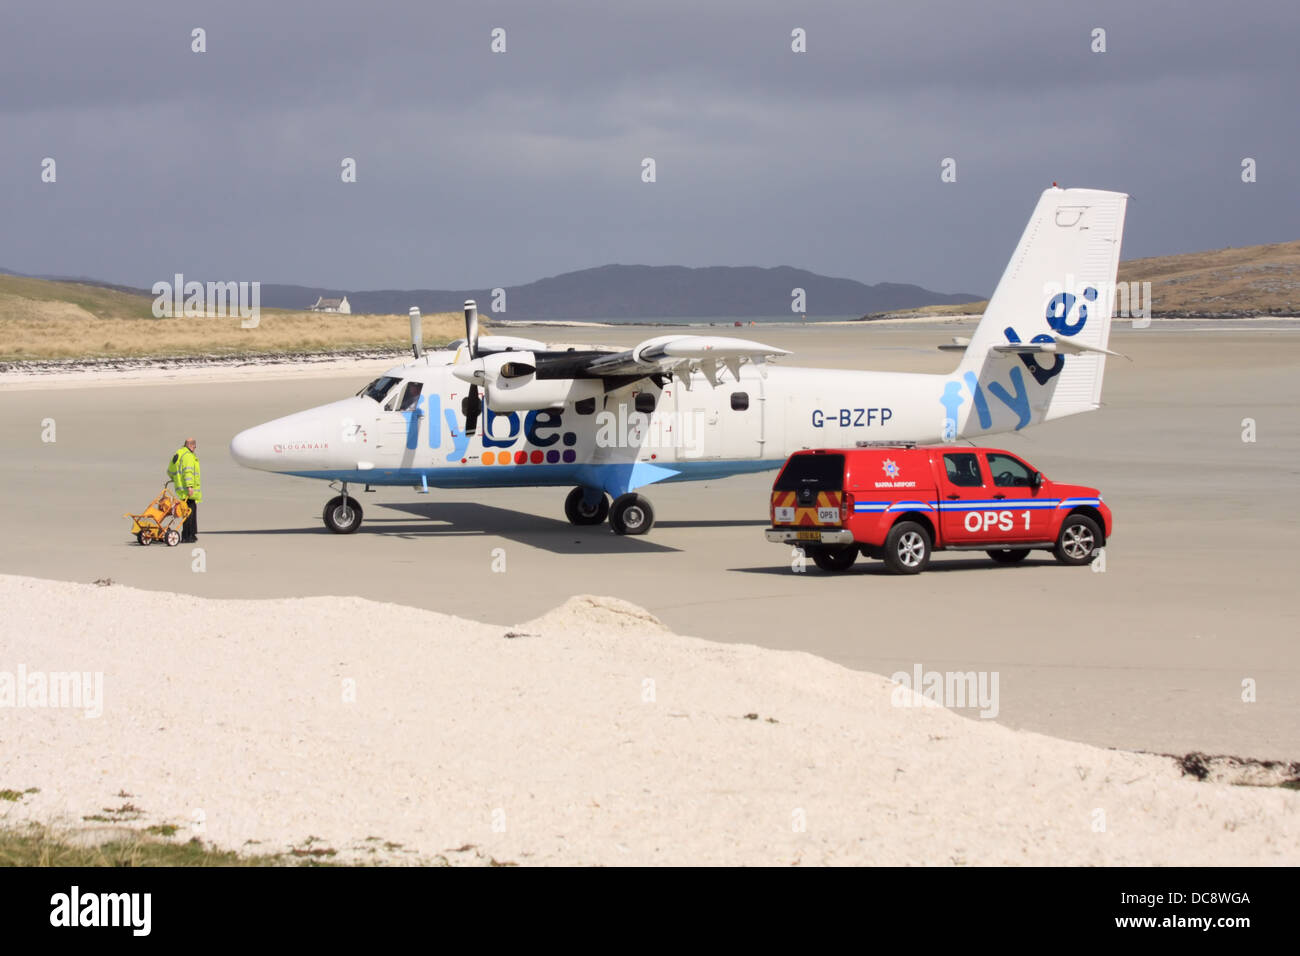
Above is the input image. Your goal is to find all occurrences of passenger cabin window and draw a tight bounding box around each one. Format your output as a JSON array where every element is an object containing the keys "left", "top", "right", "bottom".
[
  {"left": 943, "top": 453, "right": 984, "bottom": 488},
  {"left": 731, "top": 392, "right": 749, "bottom": 411},
  {"left": 360, "top": 375, "right": 401, "bottom": 403},
  {"left": 398, "top": 381, "right": 423, "bottom": 411},
  {"left": 634, "top": 392, "right": 657, "bottom": 414},
  {"left": 987, "top": 453, "right": 1033, "bottom": 488},
  {"left": 574, "top": 397, "right": 596, "bottom": 415}
]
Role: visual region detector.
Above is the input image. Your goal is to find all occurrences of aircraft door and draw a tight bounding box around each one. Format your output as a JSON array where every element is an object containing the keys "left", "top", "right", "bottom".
[
  {"left": 722, "top": 375, "right": 763, "bottom": 460},
  {"left": 374, "top": 380, "right": 424, "bottom": 467},
  {"left": 672, "top": 371, "right": 721, "bottom": 460}
]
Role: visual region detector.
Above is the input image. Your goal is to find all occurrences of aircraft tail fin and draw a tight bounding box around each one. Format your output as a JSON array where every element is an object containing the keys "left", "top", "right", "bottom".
[{"left": 952, "top": 186, "right": 1129, "bottom": 435}]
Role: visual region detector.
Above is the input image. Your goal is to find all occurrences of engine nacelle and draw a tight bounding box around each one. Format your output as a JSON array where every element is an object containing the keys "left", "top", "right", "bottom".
[{"left": 481, "top": 352, "right": 604, "bottom": 412}]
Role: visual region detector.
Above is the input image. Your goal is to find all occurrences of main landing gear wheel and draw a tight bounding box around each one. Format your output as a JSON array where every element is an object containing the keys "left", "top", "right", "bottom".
[
  {"left": 986, "top": 548, "right": 1030, "bottom": 564},
  {"left": 564, "top": 487, "right": 610, "bottom": 526},
  {"left": 609, "top": 493, "right": 655, "bottom": 536},
  {"left": 811, "top": 544, "right": 857, "bottom": 572},
  {"left": 1054, "top": 513, "right": 1102, "bottom": 566},
  {"left": 323, "top": 495, "right": 363, "bottom": 534}
]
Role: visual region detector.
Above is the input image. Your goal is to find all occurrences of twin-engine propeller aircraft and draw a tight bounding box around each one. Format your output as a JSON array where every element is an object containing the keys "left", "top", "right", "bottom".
[{"left": 231, "top": 186, "right": 1128, "bottom": 536}]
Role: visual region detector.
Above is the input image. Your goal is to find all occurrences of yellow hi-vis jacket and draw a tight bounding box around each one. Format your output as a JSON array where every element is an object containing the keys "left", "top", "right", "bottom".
[{"left": 167, "top": 447, "right": 202, "bottom": 503}]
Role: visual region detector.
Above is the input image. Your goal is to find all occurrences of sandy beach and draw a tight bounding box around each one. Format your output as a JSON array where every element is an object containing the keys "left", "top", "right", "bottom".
[
  {"left": 1, "top": 321, "right": 1298, "bottom": 863},
  {"left": 2, "top": 575, "right": 1295, "bottom": 866}
]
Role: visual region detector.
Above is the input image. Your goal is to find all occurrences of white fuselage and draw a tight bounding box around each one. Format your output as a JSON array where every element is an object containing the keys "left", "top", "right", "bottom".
[{"left": 229, "top": 353, "right": 1012, "bottom": 500}]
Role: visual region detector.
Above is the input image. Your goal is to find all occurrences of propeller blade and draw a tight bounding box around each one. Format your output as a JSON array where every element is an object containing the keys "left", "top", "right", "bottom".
[
  {"left": 464, "top": 299, "right": 480, "bottom": 359},
  {"left": 408, "top": 307, "right": 423, "bottom": 359}
]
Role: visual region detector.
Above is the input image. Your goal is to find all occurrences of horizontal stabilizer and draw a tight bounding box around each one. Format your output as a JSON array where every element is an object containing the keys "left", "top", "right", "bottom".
[{"left": 991, "top": 334, "right": 1124, "bottom": 359}]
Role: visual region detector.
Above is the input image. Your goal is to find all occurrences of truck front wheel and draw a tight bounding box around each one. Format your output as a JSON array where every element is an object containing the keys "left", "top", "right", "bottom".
[{"left": 1054, "top": 514, "right": 1102, "bottom": 565}]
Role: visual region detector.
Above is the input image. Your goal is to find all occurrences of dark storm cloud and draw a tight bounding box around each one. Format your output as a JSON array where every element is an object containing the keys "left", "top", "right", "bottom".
[{"left": 1, "top": 0, "right": 1296, "bottom": 295}]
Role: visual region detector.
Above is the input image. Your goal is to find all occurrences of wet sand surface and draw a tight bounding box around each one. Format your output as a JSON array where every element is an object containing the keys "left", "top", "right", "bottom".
[{"left": 2, "top": 323, "right": 1297, "bottom": 758}]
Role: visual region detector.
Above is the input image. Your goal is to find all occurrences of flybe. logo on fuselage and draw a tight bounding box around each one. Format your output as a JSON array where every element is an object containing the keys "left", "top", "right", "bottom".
[{"left": 398, "top": 394, "right": 580, "bottom": 464}]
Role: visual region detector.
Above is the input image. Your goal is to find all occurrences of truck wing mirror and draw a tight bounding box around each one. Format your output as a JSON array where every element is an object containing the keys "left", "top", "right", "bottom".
[{"left": 1030, "top": 470, "right": 1042, "bottom": 488}]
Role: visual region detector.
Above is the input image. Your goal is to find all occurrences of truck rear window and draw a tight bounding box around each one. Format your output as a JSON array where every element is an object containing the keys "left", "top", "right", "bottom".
[{"left": 775, "top": 454, "right": 844, "bottom": 491}]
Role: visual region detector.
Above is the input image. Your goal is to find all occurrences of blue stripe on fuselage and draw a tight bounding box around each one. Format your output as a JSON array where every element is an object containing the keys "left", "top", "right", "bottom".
[{"left": 284, "top": 458, "right": 785, "bottom": 490}]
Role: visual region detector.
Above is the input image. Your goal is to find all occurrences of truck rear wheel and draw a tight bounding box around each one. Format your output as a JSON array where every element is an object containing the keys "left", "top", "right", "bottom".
[
  {"left": 987, "top": 548, "right": 1030, "bottom": 564},
  {"left": 1054, "top": 513, "right": 1102, "bottom": 565},
  {"left": 884, "top": 521, "right": 931, "bottom": 574},
  {"left": 810, "top": 544, "right": 857, "bottom": 572}
]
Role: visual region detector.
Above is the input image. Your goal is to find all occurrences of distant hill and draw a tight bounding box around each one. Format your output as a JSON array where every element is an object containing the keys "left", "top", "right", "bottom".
[
  {"left": 252, "top": 265, "right": 982, "bottom": 319},
  {"left": 0, "top": 263, "right": 980, "bottom": 319},
  {"left": 868, "top": 239, "right": 1300, "bottom": 319},
  {"left": 7, "top": 238, "right": 1298, "bottom": 324}
]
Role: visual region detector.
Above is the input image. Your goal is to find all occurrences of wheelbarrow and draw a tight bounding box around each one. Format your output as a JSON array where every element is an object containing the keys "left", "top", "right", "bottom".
[{"left": 124, "top": 483, "right": 191, "bottom": 547}]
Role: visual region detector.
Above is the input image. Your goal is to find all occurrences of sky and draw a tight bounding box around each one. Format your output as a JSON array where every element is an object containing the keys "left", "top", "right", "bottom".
[{"left": 1, "top": 0, "right": 1297, "bottom": 296}]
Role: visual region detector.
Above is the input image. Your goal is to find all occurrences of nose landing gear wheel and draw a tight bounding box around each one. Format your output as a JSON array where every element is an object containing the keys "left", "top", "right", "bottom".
[
  {"left": 564, "top": 487, "right": 610, "bottom": 526},
  {"left": 323, "top": 495, "right": 363, "bottom": 534},
  {"left": 609, "top": 493, "right": 654, "bottom": 536}
]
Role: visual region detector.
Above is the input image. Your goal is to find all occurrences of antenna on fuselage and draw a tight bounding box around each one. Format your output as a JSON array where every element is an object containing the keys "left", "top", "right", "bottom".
[
  {"left": 409, "top": 307, "right": 423, "bottom": 359},
  {"left": 464, "top": 299, "right": 480, "bottom": 359}
]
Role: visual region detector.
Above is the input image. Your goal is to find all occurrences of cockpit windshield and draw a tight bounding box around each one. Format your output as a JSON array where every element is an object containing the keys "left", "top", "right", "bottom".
[{"left": 358, "top": 376, "right": 401, "bottom": 402}]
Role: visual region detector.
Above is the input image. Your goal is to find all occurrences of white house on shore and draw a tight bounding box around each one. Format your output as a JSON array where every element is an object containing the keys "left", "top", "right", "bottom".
[{"left": 309, "top": 296, "right": 351, "bottom": 314}]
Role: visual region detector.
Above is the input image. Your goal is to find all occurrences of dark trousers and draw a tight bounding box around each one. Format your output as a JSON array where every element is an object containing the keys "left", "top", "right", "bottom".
[{"left": 183, "top": 500, "right": 198, "bottom": 541}]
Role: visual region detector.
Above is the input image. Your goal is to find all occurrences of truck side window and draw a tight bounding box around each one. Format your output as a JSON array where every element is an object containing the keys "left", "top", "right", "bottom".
[
  {"left": 987, "top": 453, "right": 1033, "bottom": 488},
  {"left": 943, "top": 453, "right": 983, "bottom": 488}
]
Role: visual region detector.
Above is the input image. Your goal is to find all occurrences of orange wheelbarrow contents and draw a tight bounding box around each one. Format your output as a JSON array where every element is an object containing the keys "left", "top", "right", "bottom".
[{"left": 124, "top": 484, "right": 191, "bottom": 547}]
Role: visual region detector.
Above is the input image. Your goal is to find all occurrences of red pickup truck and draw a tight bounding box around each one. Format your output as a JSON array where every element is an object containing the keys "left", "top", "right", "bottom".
[{"left": 765, "top": 444, "right": 1111, "bottom": 574}]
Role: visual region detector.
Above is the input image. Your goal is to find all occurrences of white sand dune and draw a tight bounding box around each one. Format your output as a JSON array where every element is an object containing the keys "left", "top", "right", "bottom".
[{"left": 1, "top": 574, "right": 1295, "bottom": 866}]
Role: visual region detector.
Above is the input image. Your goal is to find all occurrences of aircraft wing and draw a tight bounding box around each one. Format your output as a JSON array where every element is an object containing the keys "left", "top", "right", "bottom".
[{"left": 577, "top": 334, "right": 790, "bottom": 385}]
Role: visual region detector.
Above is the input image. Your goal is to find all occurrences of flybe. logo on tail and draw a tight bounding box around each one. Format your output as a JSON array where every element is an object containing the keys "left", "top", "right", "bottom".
[
  {"left": 940, "top": 285, "right": 1097, "bottom": 437},
  {"left": 1006, "top": 286, "right": 1096, "bottom": 386}
]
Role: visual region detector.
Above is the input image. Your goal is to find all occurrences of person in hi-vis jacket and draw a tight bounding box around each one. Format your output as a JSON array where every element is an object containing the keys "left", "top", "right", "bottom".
[{"left": 167, "top": 437, "right": 202, "bottom": 543}]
